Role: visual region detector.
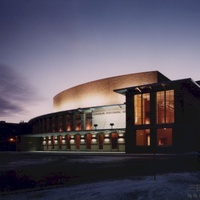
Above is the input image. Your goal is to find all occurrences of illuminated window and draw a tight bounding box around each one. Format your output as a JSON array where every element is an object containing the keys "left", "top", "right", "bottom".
[
  {"left": 156, "top": 90, "right": 174, "bottom": 124},
  {"left": 136, "top": 129, "right": 150, "bottom": 146},
  {"left": 85, "top": 113, "right": 92, "bottom": 130},
  {"left": 157, "top": 128, "right": 172, "bottom": 146},
  {"left": 75, "top": 114, "right": 82, "bottom": 131},
  {"left": 66, "top": 115, "right": 72, "bottom": 131},
  {"left": 134, "top": 93, "right": 150, "bottom": 125},
  {"left": 58, "top": 116, "right": 63, "bottom": 132}
]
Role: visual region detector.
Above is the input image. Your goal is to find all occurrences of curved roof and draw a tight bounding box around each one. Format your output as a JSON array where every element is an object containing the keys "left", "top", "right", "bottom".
[{"left": 53, "top": 71, "right": 169, "bottom": 111}]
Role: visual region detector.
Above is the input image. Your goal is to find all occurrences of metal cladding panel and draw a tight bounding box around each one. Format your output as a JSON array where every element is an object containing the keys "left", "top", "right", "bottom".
[{"left": 53, "top": 71, "right": 169, "bottom": 111}]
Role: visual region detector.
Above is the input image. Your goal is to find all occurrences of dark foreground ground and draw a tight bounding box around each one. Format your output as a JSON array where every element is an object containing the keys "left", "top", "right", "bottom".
[{"left": 0, "top": 151, "right": 200, "bottom": 195}]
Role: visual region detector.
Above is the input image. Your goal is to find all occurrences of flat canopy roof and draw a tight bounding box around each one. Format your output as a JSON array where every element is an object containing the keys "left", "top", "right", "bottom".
[{"left": 114, "top": 78, "right": 200, "bottom": 96}]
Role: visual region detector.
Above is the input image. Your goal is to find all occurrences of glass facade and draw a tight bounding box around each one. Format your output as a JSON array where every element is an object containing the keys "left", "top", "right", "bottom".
[
  {"left": 134, "top": 93, "right": 150, "bottom": 125},
  {"left": 156, "top": 90, "right": 174, "bottom": 124},
  {"left": 134, "top": 90, "right": 174, "bottom": 148}
]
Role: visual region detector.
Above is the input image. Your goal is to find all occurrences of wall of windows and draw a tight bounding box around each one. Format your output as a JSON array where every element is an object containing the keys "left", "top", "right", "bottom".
[
  {"left": 156, "top": 90, "right": 174, "bottom": 124},
  {"left": 133, "top": 90, "right": 174, "bottom": 148},
  {"left": 134, "top": 93, "right": 150, "bottom": 125}
]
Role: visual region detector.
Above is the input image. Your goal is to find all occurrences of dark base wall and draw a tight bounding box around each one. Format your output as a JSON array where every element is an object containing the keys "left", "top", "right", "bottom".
[
  {"left": 125, "top": 126, "right": 200, "bottom": 154},
  {"left": 18, "top": 137, "right": 42, "bottom": 151}
]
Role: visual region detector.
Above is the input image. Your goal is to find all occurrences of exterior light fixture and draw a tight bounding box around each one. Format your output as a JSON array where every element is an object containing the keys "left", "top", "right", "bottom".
[
  {"left": 94, "top": 124, "right": 98, "bottom": 130},
  {"left": 136, "top": 87, "right": 141, "bottom": 92},
  {"left": 110, "top": 123, "right": 114, "bottom": 129}
]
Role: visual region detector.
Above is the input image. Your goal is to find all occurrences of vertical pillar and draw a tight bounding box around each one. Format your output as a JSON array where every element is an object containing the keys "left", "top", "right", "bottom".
[
  {"left": 81, "top": 112, "right": 85, "bottom": 130},
  {"left": 46, "top": 136, "right": 49, "bottom": 150},
  {"left": 150, "top": 92, "right": 156, "bottom": 152},
  {"left": 51, "top": 136, "right": 55, "bottom": 149},
  {"left": 125, "top": 93, "right": 134, "bottom": 153},
  {"left": 58, "top": 135, "right": 62, "bottom": 150}
]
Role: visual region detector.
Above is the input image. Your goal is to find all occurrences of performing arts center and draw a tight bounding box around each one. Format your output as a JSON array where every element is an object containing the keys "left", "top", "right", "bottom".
[{"left": 19, "top": 71, "right": 200, "bottom": 153}]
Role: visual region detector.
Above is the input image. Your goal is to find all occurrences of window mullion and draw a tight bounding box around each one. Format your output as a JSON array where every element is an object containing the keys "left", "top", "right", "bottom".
[{"left": 141, "top": 94, "right": 143, "bottom": 124}]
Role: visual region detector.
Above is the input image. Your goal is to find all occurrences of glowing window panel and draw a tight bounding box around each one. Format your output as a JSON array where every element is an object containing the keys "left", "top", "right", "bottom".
[
  {"left": 156, "top": 90, "right": 174, "bottom": 124},
  {"left": 134, "top": 93, "right": 150, "bottom": 125},
  {"left": 136, "top": 129, "right": 150, "bottom": 146}
]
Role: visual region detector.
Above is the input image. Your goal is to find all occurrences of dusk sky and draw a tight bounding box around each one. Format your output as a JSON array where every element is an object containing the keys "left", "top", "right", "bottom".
[{"left": 0, "top": 0, "right": 200, "bottom": 123}]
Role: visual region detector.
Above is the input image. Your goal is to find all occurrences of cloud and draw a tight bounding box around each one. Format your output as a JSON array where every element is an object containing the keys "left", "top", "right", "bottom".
[{"left": 0, "top": 65, "right": 38, "bottom": 117}]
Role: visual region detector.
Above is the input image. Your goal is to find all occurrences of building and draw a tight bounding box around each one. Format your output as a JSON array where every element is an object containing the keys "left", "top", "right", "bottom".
[
  {"left": 115, "top": 78, "right": 200, "bottom": 153},
  {"left": 18, "top": 71, "right": 200, "bottom": 153},
  {"left": 0, "top": 121, "right": 30, "bottom": 151}
]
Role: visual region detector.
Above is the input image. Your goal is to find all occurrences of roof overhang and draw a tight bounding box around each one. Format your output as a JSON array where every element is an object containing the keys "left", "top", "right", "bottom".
[{"left": 114, "top": 78, "right": 200, "bottom": 96}]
